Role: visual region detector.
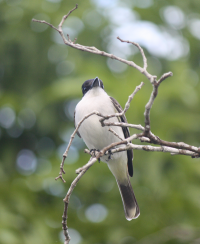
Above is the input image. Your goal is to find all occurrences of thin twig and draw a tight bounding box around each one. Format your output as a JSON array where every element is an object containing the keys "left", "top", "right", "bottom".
[
  {"left": 109, "top": 128, "right": 124, "bottom": 141},
  {"left": 58, "top": 4, "right": 78, "bottom": 30},
  {"left": 62, "top": 156, "right": 97, "bottom": 244},
  {"left": 83, "top": 141, "right": 199, "bottom": 158},
  {"left": 100, "top": 81, "right": 144, "bottom": 125},
  {"left": 157, "top": 71, "right": 173, "bottom": 84},
  {"left": 32, "top": 19, "right": 59, "bottom": 31},
  {"left": 117, "top": 37, "right": 148, "bottom": 70},
  {"left": 124, "top": 82, "right": 144, "bottom": 113},
  {"left": 55, "top": 110, "right": 104, "bottom": 181},
  {"left": 143, "top": 72, "right": 173, "bottom": 134},
  {"left": 108, "top": 143, "right": 198, "bottom": 157},
  {"left": 103, "top": 121, "right": 145, "bottom": 131},
  {"left": 32, "top": 12, "right": 159, "bottom": 83},
  {"left": 144, "top": 83, "right": 157, "bottom": 133}
]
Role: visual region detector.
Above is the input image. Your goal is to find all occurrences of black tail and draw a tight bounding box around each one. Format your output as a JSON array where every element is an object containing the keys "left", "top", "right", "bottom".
[{"left": 116, "top": 177, "right": 140, "bottom": 220}]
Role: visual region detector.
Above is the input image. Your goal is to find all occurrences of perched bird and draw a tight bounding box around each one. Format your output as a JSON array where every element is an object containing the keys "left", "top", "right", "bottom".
[{"left": 74, "top": 77, "right": 140, "bottom": 220}]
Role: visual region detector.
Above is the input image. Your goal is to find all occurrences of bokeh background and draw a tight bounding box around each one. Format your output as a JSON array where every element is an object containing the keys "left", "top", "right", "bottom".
[{"left": 1, "top": 0, "right": 200, "bottom": 243}]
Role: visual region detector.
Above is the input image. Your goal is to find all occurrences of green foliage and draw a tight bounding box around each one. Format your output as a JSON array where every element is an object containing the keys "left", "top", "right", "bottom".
[{"left": 1, "top": 0, "right": 200, "bottom": 243}]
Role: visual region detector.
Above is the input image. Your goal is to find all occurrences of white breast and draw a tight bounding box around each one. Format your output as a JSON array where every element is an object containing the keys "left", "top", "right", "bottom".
[{"left": 75, "top": 87, "right": 126, "bottom": 162}]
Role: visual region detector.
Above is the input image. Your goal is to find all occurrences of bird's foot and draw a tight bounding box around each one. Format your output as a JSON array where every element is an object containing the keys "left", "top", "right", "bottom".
[
  {"left": 106, "top": 149, "right": 113, "bottom": 161},
  {"left": 90, "top": 149, "right": 101, "bottom": 163}
]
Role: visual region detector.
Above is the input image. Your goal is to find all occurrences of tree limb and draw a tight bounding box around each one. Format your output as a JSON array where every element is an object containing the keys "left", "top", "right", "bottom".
[
  {"left": 32, "top": 6, "right": 156, "bottom": 83},
  {"left": 62, "top": 156, "right": 97, "bottom": 244}
]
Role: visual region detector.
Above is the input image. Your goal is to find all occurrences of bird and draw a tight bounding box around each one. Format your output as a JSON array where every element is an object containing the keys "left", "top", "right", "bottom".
[{"left": 74, "top": 77, "right": 140, "bottom": 220}]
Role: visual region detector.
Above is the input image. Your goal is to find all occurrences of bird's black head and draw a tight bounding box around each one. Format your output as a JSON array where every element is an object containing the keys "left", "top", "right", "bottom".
[{"left": 81, "top": 77, "right": 104, "bottom": 96}]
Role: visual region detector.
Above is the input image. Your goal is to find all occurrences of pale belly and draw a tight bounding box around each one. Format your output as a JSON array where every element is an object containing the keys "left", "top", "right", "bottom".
[
  {"left": 79, "top": 114, "right": 120, "bottom": 149},
  {"left": 75, "top": 91, "right": 126, "bottom": 163}
]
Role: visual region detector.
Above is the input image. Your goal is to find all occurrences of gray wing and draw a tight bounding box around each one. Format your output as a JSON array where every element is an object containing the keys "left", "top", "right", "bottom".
[
  {"left": 110, "top": 97, "right": 133, "bottom": 177},
  {"left": 74, "top": 109, "right": 81, "bottom": 138}
]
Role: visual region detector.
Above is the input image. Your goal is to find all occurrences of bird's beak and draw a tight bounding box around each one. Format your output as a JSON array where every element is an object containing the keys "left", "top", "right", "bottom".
[{"left": 92, "top": 77, "right": 100, "bottom": 88}]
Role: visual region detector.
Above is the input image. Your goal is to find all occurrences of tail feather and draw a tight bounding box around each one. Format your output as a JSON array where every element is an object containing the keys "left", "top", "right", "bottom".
[{"left": 116, "top": 177, "right": 140, "bottom": 220}]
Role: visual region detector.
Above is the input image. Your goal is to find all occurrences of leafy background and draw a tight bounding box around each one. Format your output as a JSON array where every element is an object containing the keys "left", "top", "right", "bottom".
[{"left": 1, "top": 0, "right": 200, "bottom": 243}]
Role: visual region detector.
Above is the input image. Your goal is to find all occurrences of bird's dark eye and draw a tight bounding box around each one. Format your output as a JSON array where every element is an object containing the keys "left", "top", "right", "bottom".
[{"left": 82, "top": 85, "right": 89, "bottom": 96}]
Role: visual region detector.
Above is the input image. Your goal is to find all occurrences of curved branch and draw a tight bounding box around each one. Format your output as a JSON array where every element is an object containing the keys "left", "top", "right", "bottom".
[
  {"left": 62, "top": 156, "right": 97, "bottom": 244},
  {"left": 55, "top": 110, "right": 102, "bottom": 182},
  {"left": 117, "top": 37, "right": 148, "bottom": 70},
  {"left": 32, "top": 6, "right": 159, "bottom": 83}
]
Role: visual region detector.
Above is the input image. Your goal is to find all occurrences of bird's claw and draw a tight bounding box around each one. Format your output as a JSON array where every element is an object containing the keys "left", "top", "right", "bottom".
[
  {"left": 90, "top": 149, "right": 101, "bottom": 163},
  {"left": 106, "top": 149, "right": 113, "bottom": 161}
]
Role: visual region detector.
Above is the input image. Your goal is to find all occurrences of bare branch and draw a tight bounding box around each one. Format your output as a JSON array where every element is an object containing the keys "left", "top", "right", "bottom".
[
  {"left": 98, "top": 117, "right": 200, "bottom": 156},
  {"left": 123, "top": 82, "right": 144, "bottom": 114},
  {"left": 147, "top": 135, "right": 200, "bottom": 155},
  {"left": 143, "top": 72, "right": 173, "bottom": 134},
  {"left": 62, "top": 156, "right": 97, "bottom": 244},
  {"left": 109, "top": 143, "right": 198, "bottom": 157},
  {"left": 58, "top": 4, "right": 78, "bottom": 30},
  {"left": 157, "top": 71, "right": 173, "bottom": 84},
  {"left": 75, "top": 155, "right": 97, "bottom": 174},
  {"left": 31, "top": 7, "right": 167, "bottom": 84},
  {"left": 83, "top": 139, "right": 199, "bottom": 159},
  {"left": 109, "top": 128, "right": 124, "bottom": 141},
  {"left": 100, "top": 81, "right": 144, "bottom": 125},
  {"left": 55, "top": 110, "right": 104, "bottom": 181},
  {"left": 103, "top": 121, "right": 145, "bottom": 131},
  {"left": 117, "top": 36, "right": 148, "bottom": 70},
  {"left": 32, "top": 19, "right": 59, "bottom": 32},
  {"left": 144, "top": 84, "right": 157, "bottom": 133},
  {"left": 55, "top": 156, "right": 66, "bottom": 183}
]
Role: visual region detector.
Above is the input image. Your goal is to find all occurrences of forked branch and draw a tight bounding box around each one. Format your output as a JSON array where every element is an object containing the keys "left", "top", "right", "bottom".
[{"left": 33, "top": 4, "right": 163, "bottom": 84}]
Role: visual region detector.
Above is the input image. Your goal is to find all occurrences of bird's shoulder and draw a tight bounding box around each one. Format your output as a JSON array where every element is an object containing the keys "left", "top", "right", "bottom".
[
  {"left": 110, "top": 96, "right": 134, "bottom": 177},
  {"left": 109, "top": 97, "right": 127, "bottom": 122}
]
